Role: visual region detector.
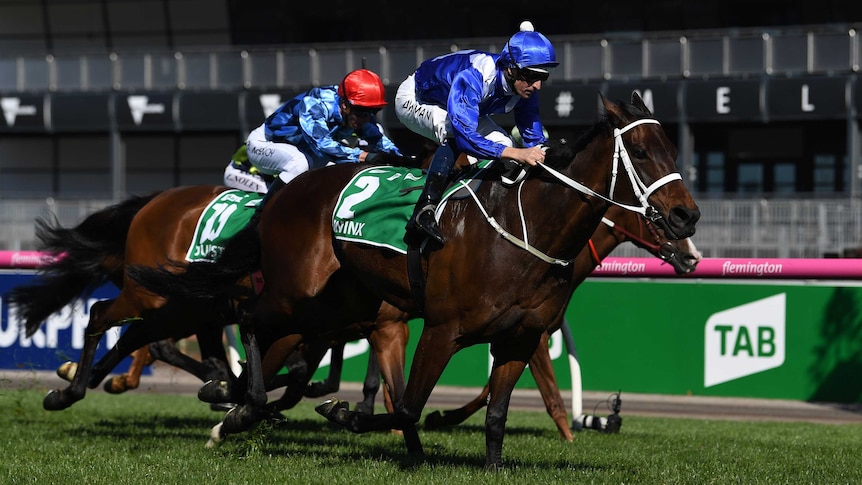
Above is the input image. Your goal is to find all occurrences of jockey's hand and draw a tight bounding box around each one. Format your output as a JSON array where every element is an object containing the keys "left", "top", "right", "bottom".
[
  {"left": 363, "top": 151, "right": 380, "bottom": 163},
  {"left": 501, "top": 146, "right": 546, "bottom": 167}
]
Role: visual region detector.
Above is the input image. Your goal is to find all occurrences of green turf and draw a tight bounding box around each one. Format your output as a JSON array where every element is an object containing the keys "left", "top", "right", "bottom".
[{"left": 2, "top": 384, "right": 861, "bottom": 484}]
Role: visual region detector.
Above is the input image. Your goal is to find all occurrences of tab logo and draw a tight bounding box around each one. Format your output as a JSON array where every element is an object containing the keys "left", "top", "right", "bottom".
[
  {"left": 1, "top": 97, "right": 37, "bottom": 126},
  {"left": 704, "top": 293, "right": 785, "bottom": 387},
  {"left": 127, "top": 95, "right": 165, "bottom": 125},
  {"left": 259, "top": 94, "right": 282, "bottom": 117}
]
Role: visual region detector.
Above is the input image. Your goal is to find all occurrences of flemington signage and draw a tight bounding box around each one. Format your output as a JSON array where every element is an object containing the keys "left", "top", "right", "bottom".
[{"left": 2, "top": 256, "right": 861, "bottom": 404}]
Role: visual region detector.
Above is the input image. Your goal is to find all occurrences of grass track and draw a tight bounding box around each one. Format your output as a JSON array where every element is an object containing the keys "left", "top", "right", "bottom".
[{"left": 2, "top": 386, "right": 861, "bottom": 484}]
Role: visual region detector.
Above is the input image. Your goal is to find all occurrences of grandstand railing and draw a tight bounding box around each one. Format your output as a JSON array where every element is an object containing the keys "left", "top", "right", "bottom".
[
  {"left": 2, "top": 197, "right": 859, "bottom": 259},
  {"left": 0, "top": 23, "right": 859, "bottom": 93}
]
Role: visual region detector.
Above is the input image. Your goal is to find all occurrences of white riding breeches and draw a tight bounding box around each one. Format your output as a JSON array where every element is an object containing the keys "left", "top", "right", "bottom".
[
  {"left": 395, "top": 73, "right": 514, "bottom": 165},
  {"left": 245, "top": 124, "right": 311, "bottom": 184},
  {"left": 223, "top": 161, "right": 269, "bottom": 194}
]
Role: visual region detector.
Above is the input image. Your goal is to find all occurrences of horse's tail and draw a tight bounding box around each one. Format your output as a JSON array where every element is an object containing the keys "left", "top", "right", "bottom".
[
  {"left": 6, "top": 192, "right": 160, "bottom": 337},
  {"left": 126, "top": 221, "right": 261, "bottom": 300}
]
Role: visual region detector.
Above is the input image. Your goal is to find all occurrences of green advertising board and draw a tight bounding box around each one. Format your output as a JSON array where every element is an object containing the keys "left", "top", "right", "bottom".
[{"left": 311, "top": 279, "right": 862, "bottom": 403}]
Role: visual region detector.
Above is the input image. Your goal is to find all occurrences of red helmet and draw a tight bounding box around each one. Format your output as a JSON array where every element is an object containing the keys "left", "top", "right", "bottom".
[{"left": 338, "top": 69, "right": 387, "bottom": 108}]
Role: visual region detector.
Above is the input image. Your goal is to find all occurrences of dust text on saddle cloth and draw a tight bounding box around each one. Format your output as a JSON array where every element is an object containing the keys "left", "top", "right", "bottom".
[
  {"left": 187, "top": 189, "right": 263, "bottom": 262},
  {"left": 332, "top": 162, "right": 492, "bottom": 253}
]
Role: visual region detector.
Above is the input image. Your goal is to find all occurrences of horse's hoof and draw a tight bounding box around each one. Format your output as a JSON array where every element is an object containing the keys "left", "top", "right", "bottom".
[
  {"left": 315, "top": 398, "right": 349, "bottom": 420},
  {"left": 103, "top": 376, "right": 128, "bottom": 394},
  {"left": 210, "top": 402, "right": 237, "bottom": 412},
  {"left": 57, "top": 362, "right": 77, "bottom": 382},
  {"left": 484, "top": 462, "right": 505, "bottom": 472},
  {"left": 354, "top": 402, "right": 374, "bottom": 415},
  {"left": 424, "top": 410, "right": 444, "bottom": 429},
  {"left": 198, "top": 380, "right": 232, "bottom": 403},
  {"left": 42, "top": 389, "right": 72, "bottom": 411},
  {"left": 221, "top": 405, "right": 267, "bottom": 435},
  {"left": 205, "top": 422, "right": 224, "bottom": 448}
]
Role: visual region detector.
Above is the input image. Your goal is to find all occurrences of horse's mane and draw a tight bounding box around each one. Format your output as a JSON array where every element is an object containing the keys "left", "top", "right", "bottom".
[{"left": 543, "top": 97, "right": 654, "bottom": 170}]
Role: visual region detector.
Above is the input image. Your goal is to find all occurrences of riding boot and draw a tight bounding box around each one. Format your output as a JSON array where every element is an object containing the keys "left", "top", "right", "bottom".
[
  {"left": 249, "top": 174, "right": 287, "bottom": 227},
  {"left": 405, "top": 142, "right": 455, "bottom": 246},
  {"left": 406, "top": 171, "right": 448, "bottom": 245}
]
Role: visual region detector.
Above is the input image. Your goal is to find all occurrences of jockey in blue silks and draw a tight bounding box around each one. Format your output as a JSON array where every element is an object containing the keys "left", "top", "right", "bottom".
[
  {"left": 395, "top": 20, "right": 558, "bottom": 246},
  {"left": 242, "top": 68, "right": 402, "bottom": 194}
]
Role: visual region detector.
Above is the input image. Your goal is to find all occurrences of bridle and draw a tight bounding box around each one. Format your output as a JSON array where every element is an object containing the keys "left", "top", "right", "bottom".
[
  {"left": 535, "top": 119, "right": 681, "bottom": 222},
  {"left": 451, "top": 118, "right": 682, "bottom": 266},
  {"left": 588, "top": 216, "right": 678, "bottom": 267}
]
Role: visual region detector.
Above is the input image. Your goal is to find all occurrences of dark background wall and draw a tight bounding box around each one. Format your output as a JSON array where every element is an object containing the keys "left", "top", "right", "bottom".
[
  {"left": 228, "top": 0, "right": 862, "bottom": 44},
  {"left": 2, "top": 0, "right": 862, "bottom": 53}
]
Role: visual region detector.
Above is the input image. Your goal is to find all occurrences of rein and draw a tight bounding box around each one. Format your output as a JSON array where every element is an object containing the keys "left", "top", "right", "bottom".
[
  {"left": 536, "top": 119, "right": 681, "bottom": 221},
  {"left": 600, "top": 216, "right": 661, "bottom": 253},
  {"left": 454, "top": 118, "right": 681, "bottom": 266}
]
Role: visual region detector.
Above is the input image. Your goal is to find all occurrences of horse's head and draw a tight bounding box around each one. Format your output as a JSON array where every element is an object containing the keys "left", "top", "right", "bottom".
[
  {"left": 599, "top": 204, "right": 701, "bottom": 275},
  {"left": 592, "top": 92, "right": 700, "bottom": 240}
]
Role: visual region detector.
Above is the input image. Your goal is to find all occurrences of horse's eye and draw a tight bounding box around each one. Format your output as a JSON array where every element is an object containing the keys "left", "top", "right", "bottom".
[{"left": 631, "top": 148, "right": 648, "bottom": 159}]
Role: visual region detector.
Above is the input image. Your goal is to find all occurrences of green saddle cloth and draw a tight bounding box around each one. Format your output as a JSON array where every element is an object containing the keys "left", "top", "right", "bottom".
[
  {"left": 186, "top": 189, "right": 263, "bottom": 262},
  {"left": 332, "top": 161, "right": 492, "bottom": 254}
]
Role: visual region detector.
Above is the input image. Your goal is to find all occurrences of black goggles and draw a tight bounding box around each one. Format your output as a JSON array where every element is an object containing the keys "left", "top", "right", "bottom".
[
  {"left": 516, "top": 68, "right": 550, "bottom": 84},
  {"left": 349, "top": 104, "right": 380, "bottom": 117}
]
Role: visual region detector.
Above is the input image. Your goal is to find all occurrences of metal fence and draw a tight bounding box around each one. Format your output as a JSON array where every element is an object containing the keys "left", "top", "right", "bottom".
[
  {"left": 1, "top": 23, "right": 860, "bottom": 94},
  {"left": 3, "top": 197, "right": 860, "bottom": 259}
]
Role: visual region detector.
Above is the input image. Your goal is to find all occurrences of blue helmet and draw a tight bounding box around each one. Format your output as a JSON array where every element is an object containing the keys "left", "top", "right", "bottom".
[{"left": 500, "top": 24, "right": 558, "bottom": 71}]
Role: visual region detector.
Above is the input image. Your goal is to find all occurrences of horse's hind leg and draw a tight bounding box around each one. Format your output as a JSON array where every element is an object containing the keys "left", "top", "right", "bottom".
[
  {"left": 43, "top": 299, "right": 117, "bottom": 410},
  {"left": 528, "top": 331, "right": 573, "bottom": 441},
  {"left": 484, "top": 336, "right": 539, "bottom": 471}
]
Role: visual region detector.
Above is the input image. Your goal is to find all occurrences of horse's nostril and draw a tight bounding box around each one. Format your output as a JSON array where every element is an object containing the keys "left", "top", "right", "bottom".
[{"left": 670, "top": 206, "right": 701, "bottom": 229}]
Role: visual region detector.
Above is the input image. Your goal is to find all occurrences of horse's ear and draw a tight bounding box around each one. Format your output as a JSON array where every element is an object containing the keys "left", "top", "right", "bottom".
[
  {"left": 599, "top": 91, "right": 624, "bottom": 125},
  {"left": 631, "top": 91, "right": 653, "bottom": 116}
]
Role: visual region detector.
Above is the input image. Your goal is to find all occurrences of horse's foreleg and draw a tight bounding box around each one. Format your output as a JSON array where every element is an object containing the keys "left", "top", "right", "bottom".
[
  {"left": 220, "top": 313, "right": 281, "bottom": 435},
  {"left": 317, "top": 323, "right": 454, "bottom": 457},
  {"left": 304, "top": 341, "right": 345, "bottom": 398},
  {"left": 528, "top": 332, "right": 573, "bottom": 441},
  {"left": 269, "top": 340, "right": 328, "bottom": 411},
  {"left": 43, "top": 300, "right": 115, "bottom": 410},
  {"left": 424, "top": 383, "right": 489, "bottom": 429},
  {"left": 484, "top": 341, "right": 535, "bottom": 471},
  {"left": 357, "top": 349, "right": 381, "bottom": 414},
  {"left": 104, "top": 345, "right": 155, "bottom": 393}
]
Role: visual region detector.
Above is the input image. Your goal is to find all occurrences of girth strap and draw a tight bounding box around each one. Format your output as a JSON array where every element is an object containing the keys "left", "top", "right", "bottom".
[{"left": 406, "top": 245, "right": 426, "bottom": 316}]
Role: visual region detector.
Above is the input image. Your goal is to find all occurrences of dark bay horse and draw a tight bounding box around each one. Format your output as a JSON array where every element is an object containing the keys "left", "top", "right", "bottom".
[
  {"left": 129, "top": 92, "right": 700, "bottom": 469},
  {"left": 422, "top": 212, "right": 701, "bottom": 439}
]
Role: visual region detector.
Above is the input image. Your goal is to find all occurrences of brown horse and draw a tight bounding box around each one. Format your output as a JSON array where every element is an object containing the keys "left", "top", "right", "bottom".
[
  {"left": 307, "top": 211, "right": 701, "bottom": 441},
  {"left": 6, "top": 186, "right": 246, "bottom": 410},
  {"left": 421, "top": 213, "right": 700, "bottom": 439},
  {"left": 129, "top": 92, "right": 700, "bottom": 469}
]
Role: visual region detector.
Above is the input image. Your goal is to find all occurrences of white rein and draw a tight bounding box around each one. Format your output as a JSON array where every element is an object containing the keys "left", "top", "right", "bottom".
[{"left": 453, "top": 118, "right": 682, "bottom": 266}]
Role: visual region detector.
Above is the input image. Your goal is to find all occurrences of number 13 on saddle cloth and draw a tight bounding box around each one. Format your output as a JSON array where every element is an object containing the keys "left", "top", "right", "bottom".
[{"left": 187, "top": 190, "right": 264, "bottom": 262}]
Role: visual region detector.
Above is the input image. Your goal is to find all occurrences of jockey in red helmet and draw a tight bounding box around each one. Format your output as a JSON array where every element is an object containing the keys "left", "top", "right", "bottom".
[{"left": 228, "top": 68, "right": 402, "bottom": 197}]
